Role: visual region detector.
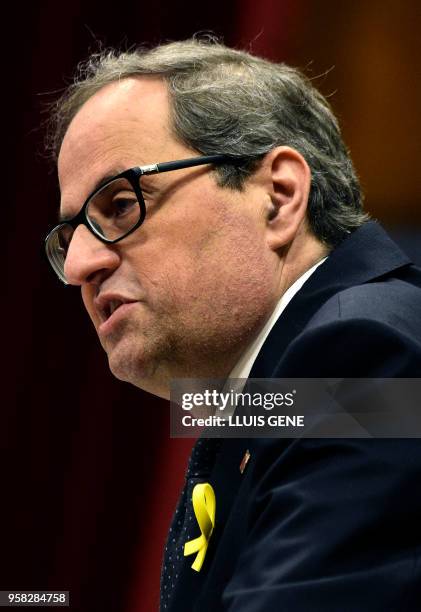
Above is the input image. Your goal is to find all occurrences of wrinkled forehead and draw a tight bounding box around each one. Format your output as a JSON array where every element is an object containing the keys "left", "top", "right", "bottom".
[{"left": 58, "top": 77, "right": 175, "bottom": 207}]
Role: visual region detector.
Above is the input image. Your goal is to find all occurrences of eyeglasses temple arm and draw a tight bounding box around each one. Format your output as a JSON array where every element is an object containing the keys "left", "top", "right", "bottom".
[{"left": 142, "top": 155, "right": 234, "bottom": 175}]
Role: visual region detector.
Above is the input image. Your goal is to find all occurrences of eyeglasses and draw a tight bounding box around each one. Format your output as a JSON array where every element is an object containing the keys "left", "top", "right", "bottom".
[{"left": 45, "top": 154, "right": 236, "bottom": 285}]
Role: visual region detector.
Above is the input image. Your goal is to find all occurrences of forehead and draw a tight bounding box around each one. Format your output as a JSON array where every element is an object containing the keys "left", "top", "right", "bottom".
[{"left": 58, "top": 77, "right": 178, "bottom": 212}]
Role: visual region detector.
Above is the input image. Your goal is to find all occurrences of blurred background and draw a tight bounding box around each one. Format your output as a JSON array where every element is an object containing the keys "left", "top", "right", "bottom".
[{"left": 4, "top": 1, "right": 420, "bottom": 610}]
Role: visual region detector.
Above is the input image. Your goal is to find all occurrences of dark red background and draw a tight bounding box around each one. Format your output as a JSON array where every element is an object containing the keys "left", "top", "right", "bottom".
[{"left": 4, "top": 1, "right": 420, "bottom": 610}]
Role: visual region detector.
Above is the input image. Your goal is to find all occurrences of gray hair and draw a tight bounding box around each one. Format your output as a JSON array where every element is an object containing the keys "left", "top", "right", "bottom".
[{"left": 46, "top": 38, "right": 368, "bottom": 247}]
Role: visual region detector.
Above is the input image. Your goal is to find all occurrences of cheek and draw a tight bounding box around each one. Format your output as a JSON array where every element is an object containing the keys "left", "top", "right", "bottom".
[
  {"left": 123, "top": 187, "right": 273, "bottom": 317},
  {"left": 165, "top": 225, "right": 273, "bottom": 317}
]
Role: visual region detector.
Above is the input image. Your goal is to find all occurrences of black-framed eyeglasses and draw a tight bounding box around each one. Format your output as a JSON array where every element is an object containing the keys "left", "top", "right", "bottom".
[{"left": 45, "top": 154, "right": 237, "bottom": 285}]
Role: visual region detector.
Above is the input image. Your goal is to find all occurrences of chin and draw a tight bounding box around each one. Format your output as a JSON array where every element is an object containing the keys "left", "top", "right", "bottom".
[
  {"left": 106, "top": 338, "right": 173, "bottom": 400},
  {"left": 106, "top": 336, "right": 147, "bottom": 380},
  {"left": 109, "top": 354, "right": 170, "bottom": 399}
]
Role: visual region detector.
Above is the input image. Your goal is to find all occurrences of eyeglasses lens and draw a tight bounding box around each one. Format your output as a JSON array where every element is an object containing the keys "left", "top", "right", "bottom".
[
  {"left": 46, "top": 224, "right": 74, "bottom": 284},
  {"left": 86, "top": 177, "right": 141, "bottom": 241},
  {"left": 46, "top": 176, "right": 142, "bottom": 284}
]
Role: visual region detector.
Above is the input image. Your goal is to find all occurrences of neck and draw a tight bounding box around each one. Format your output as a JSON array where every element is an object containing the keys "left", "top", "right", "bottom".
[{"left": 276, "top": 228, "right": 330, "bottom": 299}]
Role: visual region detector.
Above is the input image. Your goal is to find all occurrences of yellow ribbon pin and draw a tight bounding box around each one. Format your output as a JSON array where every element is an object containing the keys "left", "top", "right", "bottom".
[{"left": 184, "top": 482, "right": 216, "bottom": 572}]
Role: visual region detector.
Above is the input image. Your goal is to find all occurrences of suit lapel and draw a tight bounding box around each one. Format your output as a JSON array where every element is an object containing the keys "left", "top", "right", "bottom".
[{"left": 209, "top": 437, "right": 250, "bottom": 533}]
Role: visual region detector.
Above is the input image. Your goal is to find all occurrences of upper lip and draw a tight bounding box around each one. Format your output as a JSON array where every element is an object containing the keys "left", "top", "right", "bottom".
[{"left": 94, "top": 293, "right": 138, "bottom": 322}]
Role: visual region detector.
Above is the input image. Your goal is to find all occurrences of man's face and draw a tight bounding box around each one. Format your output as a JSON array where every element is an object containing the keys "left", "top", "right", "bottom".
[{"left": 58, "top": 77, "right": 279, "bottom": 397}]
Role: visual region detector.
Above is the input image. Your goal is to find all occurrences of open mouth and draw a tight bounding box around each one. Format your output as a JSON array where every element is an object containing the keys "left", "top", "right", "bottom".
[
  {"left": 95, "top": 294, "right": 138, "bottom": 329},
  {"left": 100, "top": 299, "right": 138, "bottom": 324},
  {"left": 103, "top": 299, "right": 125, "bottom": 320}
]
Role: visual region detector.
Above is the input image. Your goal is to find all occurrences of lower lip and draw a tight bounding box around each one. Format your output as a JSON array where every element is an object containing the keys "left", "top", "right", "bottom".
[{"left": 98, "top": 302, "right": 138, "bottom": 336}]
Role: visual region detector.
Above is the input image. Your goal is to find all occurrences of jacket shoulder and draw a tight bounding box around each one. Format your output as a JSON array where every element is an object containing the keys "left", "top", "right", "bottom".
[
  {"left": 307, "top": 275, "right": 421, "bottom": 340},
  {"left": 276, "top": 275, "right": 421, "bottom": 377}
]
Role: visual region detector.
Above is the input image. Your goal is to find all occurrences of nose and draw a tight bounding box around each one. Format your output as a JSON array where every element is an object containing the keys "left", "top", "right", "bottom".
[{"left": 63, "top": 225, "right": 120, "bottom": 286}]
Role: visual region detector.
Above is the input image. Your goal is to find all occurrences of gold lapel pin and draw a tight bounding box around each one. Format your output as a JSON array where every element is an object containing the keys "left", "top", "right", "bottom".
[{"left": 239, "top": 449, "right": 251, "bottom": 474}]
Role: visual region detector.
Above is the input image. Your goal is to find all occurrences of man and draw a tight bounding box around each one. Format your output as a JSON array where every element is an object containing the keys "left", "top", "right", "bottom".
[{"left": 45, "top": 39, "right": 421, "bottom": 610}]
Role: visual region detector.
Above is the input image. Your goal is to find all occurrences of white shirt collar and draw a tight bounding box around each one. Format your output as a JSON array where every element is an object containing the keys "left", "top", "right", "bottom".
[{"left": 227, "top": 257, "right": 328, "bottom": 381}]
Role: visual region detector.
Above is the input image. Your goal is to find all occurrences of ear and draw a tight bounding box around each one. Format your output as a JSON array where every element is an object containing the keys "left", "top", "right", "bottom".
[{"left": 263, "top": 146, "right": 311, "bottom": 251}]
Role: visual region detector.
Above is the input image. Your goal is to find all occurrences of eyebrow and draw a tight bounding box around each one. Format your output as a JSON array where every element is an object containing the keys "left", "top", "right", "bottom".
[
  {"left": 92, "top": 171, "right": 124, "bottom": 192},
  {"left": 58, "top": 169, "right": 125, "bottom": 222}
]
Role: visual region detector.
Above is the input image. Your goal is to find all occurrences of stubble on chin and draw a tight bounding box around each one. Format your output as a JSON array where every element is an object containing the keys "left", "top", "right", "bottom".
[{"left": 101, "top": 316, "right": 174, "bottom": 390}]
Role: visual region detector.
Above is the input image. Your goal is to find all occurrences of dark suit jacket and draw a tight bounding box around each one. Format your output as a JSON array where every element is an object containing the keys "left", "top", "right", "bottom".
[{"left": 168, "top": 221, "right": 421, "bottom": 611}]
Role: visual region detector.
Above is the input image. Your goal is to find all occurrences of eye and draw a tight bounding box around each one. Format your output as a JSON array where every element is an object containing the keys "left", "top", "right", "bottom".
[{"left": 112, "top": 194, "right": 138, "bottom": 216}]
